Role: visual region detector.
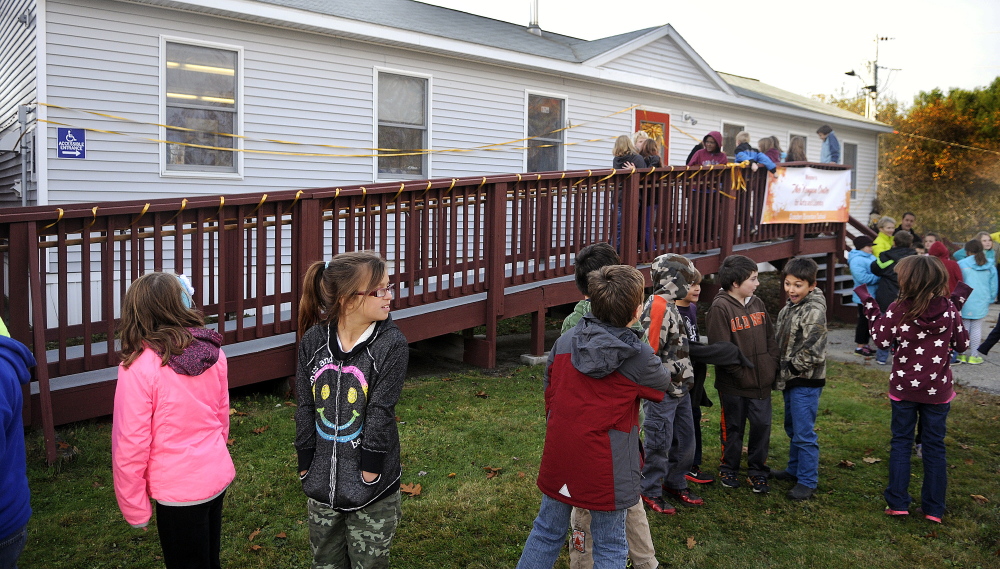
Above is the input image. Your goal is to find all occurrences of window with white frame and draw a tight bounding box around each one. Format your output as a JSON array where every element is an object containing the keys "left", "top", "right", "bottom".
[
  {"left": 722, "top": 122, "right": 744, "bottom": 157},
  {"left": 377, "top": 72, "right": 428, "bottom": 178},
  {"left": 843, "top": 142, "right": 858, "bottom": 193},
  {"left": 527, "top": 94, "right": 565, "bottom": 172},
  {"left": 164, "top": 40, "right": 239, "bottom": 173}
]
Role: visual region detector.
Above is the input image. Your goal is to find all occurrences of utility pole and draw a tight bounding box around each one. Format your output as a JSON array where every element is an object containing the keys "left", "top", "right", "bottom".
[{"left": 845, "top": 36, "right": 895, "bottom": 120}]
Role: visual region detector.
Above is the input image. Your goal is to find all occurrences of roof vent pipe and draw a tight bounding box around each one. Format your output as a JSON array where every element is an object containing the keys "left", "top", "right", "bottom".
[{"left": 527, "top": 0, "right": 541, "bottom": 36}]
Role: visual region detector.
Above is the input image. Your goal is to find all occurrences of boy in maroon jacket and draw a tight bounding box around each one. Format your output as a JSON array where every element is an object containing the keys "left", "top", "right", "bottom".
[{"left": 517, "top": 266, "right": 669, "bottom": 568}]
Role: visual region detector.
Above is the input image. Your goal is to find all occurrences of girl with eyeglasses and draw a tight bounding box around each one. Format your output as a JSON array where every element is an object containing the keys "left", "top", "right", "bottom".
[{"left": 294, "top": 250, "right": 408, "bottom": 568}]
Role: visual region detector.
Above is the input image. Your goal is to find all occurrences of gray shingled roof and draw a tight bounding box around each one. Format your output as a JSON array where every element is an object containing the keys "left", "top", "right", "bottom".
[
  {"left": 719, "top": 72, "right": 887, "bottom": 127},
  {"left": 251, "top": 0, "right": 657, "bottom": 62}
]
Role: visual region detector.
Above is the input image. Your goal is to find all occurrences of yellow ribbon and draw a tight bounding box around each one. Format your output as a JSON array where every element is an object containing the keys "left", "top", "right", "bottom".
[
  {"left": 392, "top": 183, "right": 406, "bottom": 202},
  {"left": 42, "top": 208, "right": 64, "bottom": 230},
  {"left": 247, "top": 194, "right": 267, "bottom": 218},
  {"left": 572, "top": 170, "right": 593, "bottom": 187},
  {"left": 288, "top": 190, "right": 304, "bottom": 209},
  {"left": 596, "top": 169, "right": 618, "bottom": 183},
  {"left": 163, "top": 199, "right": 187, "bottom": 224},
  {"left": 443, "top": 179, "right": 457, "bottom": 195},
  {"left": 129, "top": 203, "right": 151, "bottom": 226}
]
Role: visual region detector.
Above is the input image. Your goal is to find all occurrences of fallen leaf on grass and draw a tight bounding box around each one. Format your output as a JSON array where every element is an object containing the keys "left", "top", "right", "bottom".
[
  {"left": 764, "top": 509, "right": 774, "bottom": 515},
  {"left": 229, "top": 409, "right": 248, "bottom": 416},
  {"left": 923, "top": 530, "right": 938, "bottom": 539},
  {"left": 248, "top": 529, "right": 261, "bottom": 542},
  {"left": 448, "top": 472, "right": 457, "bottom": 478},
  {"left": 252, "top": 425, "right": 270, "bottom": 434},
  {"left": 297, "top": 520, "right": 304, "bottom": 525},
  {"left": 395, "top": 416, "right": 401, "bottom": 422},
  {"left": 275, "top": 532, "right": 287, "bottom": 539},
  {"left": 838, "top": 460, "right": 855, "bottom": 468},
  {"left": 92, "top": 481, "right": 103, "bottom": 488},
  {"left": 484, "top": 466, "right": 502, "bottom": 479},
  {"left": 475, "top": 391, "right": 488, "bottom": 398},
  {"left": 226, "top": 438, "right": 235, "bottom": 446},
  {"left": 418, "top": 471, "right": 428, "bottom": 476},
  {"left": 862, "top": 457, "right": 881, "bottom": 464},
  {"left": 442, "top": 377, "right": 454, "bottom": 382},
  {"left": 250, "top": 544, "right": 262, "bottom": 551},
  {"left": 964, "top": 459, "right": 975, "bottom": 465},
  {"left": 960, "top": 444, "right": 971, "bottom": 450},
  {"left": 971, "top": 494, "right": 989, "bottom": 505},
  {"left": 686, "top": 537, "right": 697, "bottom": 549},
  {"left": 864, "top": 448, "right": 875, "bottom": 455},
  {"left": 284, "top": 401, "right": 296, "bottom": 407},
  {"left": 400, "top": 483, "right": 422, "bottom": 496},
  {"left": 518, "top": 472, "right": 526, "bottom": 478},
  {"left": 862, "top": 383, "right": 871, "bottom": 388}
]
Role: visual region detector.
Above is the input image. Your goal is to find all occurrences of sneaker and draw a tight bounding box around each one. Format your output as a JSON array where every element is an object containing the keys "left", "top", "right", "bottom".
[
  {"left": 769, "top": 469, "right": 798, "bottom": 482},
  {"left": 640, "top": 494, "right": 676, "bottom": 515},
  {"left": 876, "top": 358, "right": 888, "bottom": 365},
  {"left": 916, "top": 508, "right": 942, "bottom": 523},
  {"left": 885, "top": 508, "right": 909, "bottom": 517},
  {"left": 957, "top": 354, "right": 969, "bottom": 363},
  {"left": 748, "top": 475, "right": 770, "bottom": 494},
  {"left": 665, "top": 487, "right": 704, "bottom": 506},
  {"left": 685, "top": 467, "right": 715, "bottom": 484},
  {"left": 719, "top": 471, "right": 740, "bottom": 488},
  {"left": 967, "top": 355, "right": 984, "bottom": 365},
  {"left": 787, "top": 483, "right": 815, "bottom": 501},
  {"left": 855, "top": 346, "right": 875, "bottom": 357}
]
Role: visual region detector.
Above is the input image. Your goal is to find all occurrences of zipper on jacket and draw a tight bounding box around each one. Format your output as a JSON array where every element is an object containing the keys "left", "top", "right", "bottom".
[{"left": 330, "top": 361, "right": 342, "bottom": 508}]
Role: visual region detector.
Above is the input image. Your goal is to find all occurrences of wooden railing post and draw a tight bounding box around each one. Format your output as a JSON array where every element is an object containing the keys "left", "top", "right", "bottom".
[
  {"left": 466, "top": 181, "right": 507, "bottom": 368},
  {"left": 719, "top": 170, "right": 736, "bottom": 260},
  {"left": 25, "top": 222, "right": 57, "bottom": 464},
  {"left": 620, "top": 172, "right": 640, "bottom": 268},
  {"left": 292, "top": 197, "right": 322, "bottom": 334}
]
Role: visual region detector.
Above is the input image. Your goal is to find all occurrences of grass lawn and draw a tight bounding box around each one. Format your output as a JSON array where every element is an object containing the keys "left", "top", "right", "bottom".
[{"left": 20, "top": 361, "right": 1000, "bottom": 568}]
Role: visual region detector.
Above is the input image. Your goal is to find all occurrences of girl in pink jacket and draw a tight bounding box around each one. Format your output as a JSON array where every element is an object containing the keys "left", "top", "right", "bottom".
[{"left": 112, "top": 272, "right": 234, "bottom": 569}]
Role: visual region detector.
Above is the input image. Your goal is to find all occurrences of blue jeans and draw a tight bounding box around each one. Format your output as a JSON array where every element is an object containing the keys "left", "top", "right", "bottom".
[
  {"left": 782, "top": 387, "right": 822, "bottom": 488},
  {"left": 0, "top": 523, "right": 27, "bottom": 569},
  {"left": 885, "top": 400, "right": 950, "bottom": 518},
  {"left": 875, "top": 348, "right": 890, "bottom": 364},
  {"left": 517, "top": 494, "right": 628, "bottom": 569}
]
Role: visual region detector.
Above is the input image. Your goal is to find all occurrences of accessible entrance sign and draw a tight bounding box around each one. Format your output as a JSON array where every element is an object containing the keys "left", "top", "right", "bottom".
[{"left": 57, "top": 128, "right": 86, "bottom": 159}]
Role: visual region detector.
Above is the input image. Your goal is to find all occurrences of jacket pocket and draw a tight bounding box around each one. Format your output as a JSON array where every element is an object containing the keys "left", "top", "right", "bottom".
[{"left": 642, "top": 419, "right": 669, "bottom": 451}]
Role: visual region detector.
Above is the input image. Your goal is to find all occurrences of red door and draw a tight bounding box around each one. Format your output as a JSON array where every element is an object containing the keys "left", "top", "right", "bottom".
[{"left": 634, "top": 110, "right": 670, "bottom": 164}]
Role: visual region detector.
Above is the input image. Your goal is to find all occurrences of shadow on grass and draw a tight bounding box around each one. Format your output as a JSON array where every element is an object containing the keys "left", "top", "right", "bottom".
[{"left": 21, "top": 362, "right": 1000, "bottom": 568}]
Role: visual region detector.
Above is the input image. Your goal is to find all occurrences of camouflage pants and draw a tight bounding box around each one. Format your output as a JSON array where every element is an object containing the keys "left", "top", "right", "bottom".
[{"left": 307, "top": 492, "right": 402, "bottom": 569}]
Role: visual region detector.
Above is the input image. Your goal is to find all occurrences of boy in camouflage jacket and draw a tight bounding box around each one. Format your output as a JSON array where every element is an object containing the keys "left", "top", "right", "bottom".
[
  {"left": 771, "top": 258, "right": 828, "bottom": 501},
  {"left": 638, "top": 254, "right": 703, "bottom": 513}
]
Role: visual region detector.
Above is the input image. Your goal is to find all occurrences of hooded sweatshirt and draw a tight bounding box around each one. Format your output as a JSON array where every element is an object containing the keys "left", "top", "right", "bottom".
[
  {"left": 537, "top": 315, "right": 669, "bottom": 511},
  {"left": 0, "top": 335, "right": 35, "bottom": 541},
  {"left": 848, "top": 247, "right": 879, "bottom": 304},
  {"left": 706, "top": 290, "right": 780, "bottom": 399},
  {"left": 775, "top": 288, "right": 827, "bottom": 390},
  {"left": 957, "top": 255, "right": 998, "bottom": 320},
  {"left": 112, "top": 328, "right": 234, "bottom": 528},
  {"left": 857, "top": 283, "right": 971, "bottom": 404},
  {"left": 872, "top": 246, "right": 918, "bottom": 312},
  {"left": 295, "top": 316, "right": 408, "bottom": 511},
  {"left": 929, "top": 241, "right": 963, "bottom": 293},
  {"left": 639, "top": 254, "right": 696, "bottom": 397},
  {"left": 687, "top": 131, "right": 728, "bottom": 166}
]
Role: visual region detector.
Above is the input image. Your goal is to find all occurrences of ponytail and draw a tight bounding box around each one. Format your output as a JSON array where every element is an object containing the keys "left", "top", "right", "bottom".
[
  {"left": 298, "top": 261, "right": 330, "bottom": 335},
  {"left": 965, "top": 239, "right": 986, "bottom": 267}
]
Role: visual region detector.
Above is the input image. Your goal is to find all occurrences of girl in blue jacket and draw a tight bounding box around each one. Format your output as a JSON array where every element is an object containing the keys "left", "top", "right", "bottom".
[{"left": 957, "top": 239, "right": 998, "bottom": 364}]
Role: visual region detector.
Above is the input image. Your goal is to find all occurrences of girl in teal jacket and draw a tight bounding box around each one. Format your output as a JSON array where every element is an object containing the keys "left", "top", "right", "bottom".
[{"left": 957, "top": 239, "right": 998, "bottom": 364}]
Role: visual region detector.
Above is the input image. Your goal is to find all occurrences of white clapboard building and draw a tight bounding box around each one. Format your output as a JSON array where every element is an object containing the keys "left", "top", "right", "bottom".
[{"left": 1, "top": 0, "right": 889, "bottom": 222}]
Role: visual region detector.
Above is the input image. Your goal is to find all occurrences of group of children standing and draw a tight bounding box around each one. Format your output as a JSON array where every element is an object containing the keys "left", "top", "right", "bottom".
[
  {"left": 518, "top": 245, "right": 831, "bottom": 569},
  {"left": 852, "top": 214, "right": 999, "bottom": 366}
]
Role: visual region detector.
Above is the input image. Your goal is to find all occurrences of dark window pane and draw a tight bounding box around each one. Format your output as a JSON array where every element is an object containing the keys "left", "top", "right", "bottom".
[
  {"left": 528, "top": 140, "right": 560, "bottom": 172},
  {"left": 722, "top": 123, "right": 744, "bottom": 156},
  {"left": 378, "top": 73, "right": 426, "bottom": 126},
  {"left": 528, "top": 95, "right": 564, "bottom": 138},
  {"left": 844, "top": 142, "right": 858, "bottom": 187},
  {"left": 378, "top": 126, "right": 425, "bottom": 175},
  {"left": 165, "top": 107, "right": 235, "bottom": 168}
]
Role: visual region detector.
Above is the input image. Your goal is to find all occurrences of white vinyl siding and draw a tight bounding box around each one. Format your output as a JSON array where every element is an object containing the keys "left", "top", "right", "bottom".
[
  {"left": 599, "top": 37, "right": 717, "bottom": 90},
  {"left": 0, "top": 0, "right": 37, "bottom": 205},
  {"left": 39, "top": 0, "right": 881, "bottom": 227}
]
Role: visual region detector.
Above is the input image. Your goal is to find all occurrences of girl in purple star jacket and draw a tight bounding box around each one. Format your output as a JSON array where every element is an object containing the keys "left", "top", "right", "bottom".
[{"left": 855, "top": 255, "right": 971, "bottom": 524}]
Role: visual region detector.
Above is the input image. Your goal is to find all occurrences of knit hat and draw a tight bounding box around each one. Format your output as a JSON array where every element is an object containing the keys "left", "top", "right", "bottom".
[{"left": 853, "top": 235, "right": 874, "bottom": 250}]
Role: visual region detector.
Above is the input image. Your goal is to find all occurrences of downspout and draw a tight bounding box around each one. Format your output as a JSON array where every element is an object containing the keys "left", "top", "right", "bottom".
[{"left": 35, "top": 0, "right": 48, "bottom": 205}]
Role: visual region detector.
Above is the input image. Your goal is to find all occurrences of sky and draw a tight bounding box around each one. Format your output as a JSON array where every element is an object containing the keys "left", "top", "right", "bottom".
[{"left": 419, "top": 0, "right": 1000, "bottom": 109}]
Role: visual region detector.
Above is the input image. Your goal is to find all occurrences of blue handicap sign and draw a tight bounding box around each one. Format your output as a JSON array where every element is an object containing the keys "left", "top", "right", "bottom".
[{"left": 57, "top": 128, "right": 86, "bottom": 159}]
